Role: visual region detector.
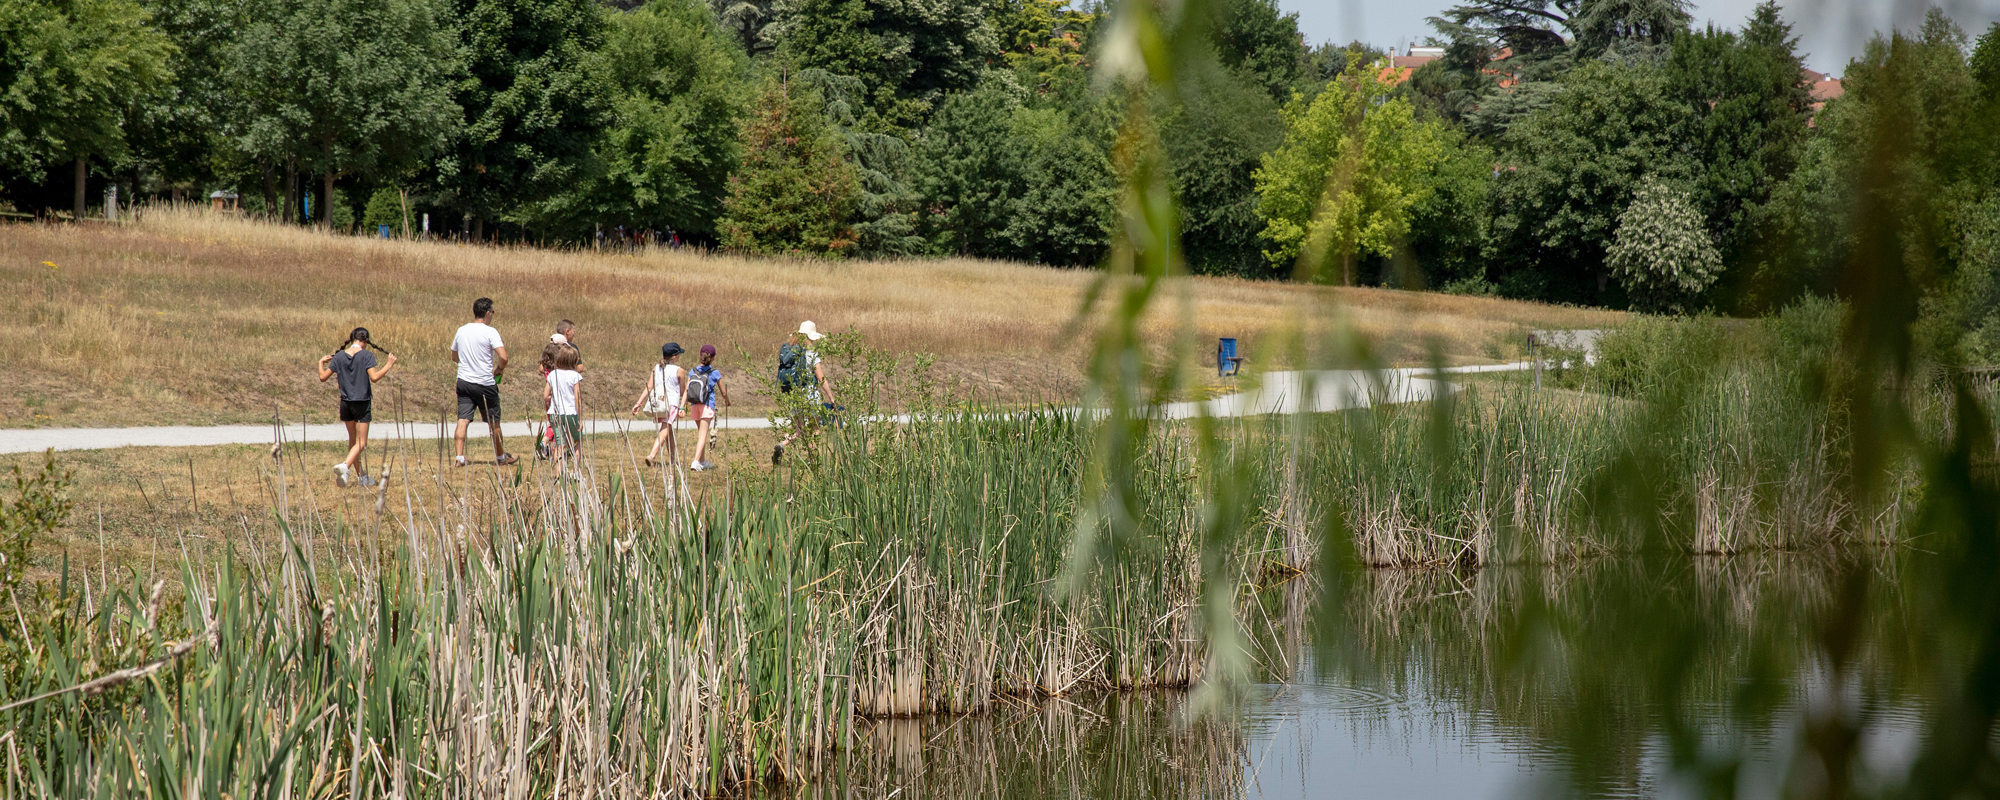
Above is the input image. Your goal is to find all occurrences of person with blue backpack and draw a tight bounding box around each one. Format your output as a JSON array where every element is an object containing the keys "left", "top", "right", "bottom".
[
  {"left": 772, "top": 321, "right": 837, "bottom": 465},
  {"left": 685, "top": 344, "right": 729, "bottom": 471}
]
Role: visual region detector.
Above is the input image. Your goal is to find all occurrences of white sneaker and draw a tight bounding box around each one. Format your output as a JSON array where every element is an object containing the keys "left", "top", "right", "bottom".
[
  {"left": 689, "top": 461, "right": 707, "bottom": 472},
  {"left": 333, "top": 463, "right": 351, "bottom": 487}
]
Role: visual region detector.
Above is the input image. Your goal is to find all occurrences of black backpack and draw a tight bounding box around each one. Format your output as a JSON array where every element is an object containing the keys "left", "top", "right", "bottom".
[
  {"left": 777, "top": 344, "right": 803, "bottom": 393},
  {"left": 685, "top": 365, "right": 715, "bottom": 406}
]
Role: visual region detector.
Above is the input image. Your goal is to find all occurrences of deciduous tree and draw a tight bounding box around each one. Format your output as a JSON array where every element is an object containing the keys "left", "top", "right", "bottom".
[
  {"left": 1663, "top": 2, "right": 1812, "bottom": 270},
  {"left": 128, "top": 0, "right": 237, "bottom": 198},
  {"left": 1404, "top": 131, "right": 1493, "bottom": 291},
  {"left": 1253, "top": 64, "right": 1448, "bottom": 283},
  {"left": 1208, "top": 0, "right": 1309, "bottom": 100},
  {"left": 1487, "top": 58, "right": 1687, "bottom": 302},
  {"left": 908, "top": 78, "right": 1113, "bottom": 265},
  {"left": 1607, "top": 176, "right": 1721, "bottom": 312},
  {"left": 1004, "top": 106, "right": 1112, "bottom": 265},
  {"left": 1750, "top": 10, "right": 1989, "bottom": 312},
  {"left": 1163, "top": 59, "right": 1284, "bottom": 277},
  {"left": 432, "top": 0, "right": 611, "bottom": 237},
  {"left": 771, "top": 0, "right": 1000, "bottom": 129},
  {"left": 546, "top": 0, "right": 747, "bottom": 238},
  {"left": 0, "top": 0, "right": 171, "bottom": 212},
  {"left": 911, "top": 81, "right": 1021, "bottom": 256},
  {"left": 225, "top": 0, "right": 459, "bottom": 231}
]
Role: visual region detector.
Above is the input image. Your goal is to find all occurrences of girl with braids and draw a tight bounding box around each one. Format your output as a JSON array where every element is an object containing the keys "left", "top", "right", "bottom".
[{"left": 317, "top": 327, "right": 398, "bottom": 486}]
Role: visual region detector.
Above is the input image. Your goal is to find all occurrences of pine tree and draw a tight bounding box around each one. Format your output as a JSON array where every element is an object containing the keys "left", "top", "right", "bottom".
[{"left": 716, "top": 77, "right": 860, "bottom": 257}]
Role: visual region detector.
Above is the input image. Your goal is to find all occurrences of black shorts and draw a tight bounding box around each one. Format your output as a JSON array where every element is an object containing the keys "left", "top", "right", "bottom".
[
  {"left": 456, "top": 380, "right": 502, "bottom": 423},
  {"left": 339, "top": 399, "right": 372, "bottom": 423}
]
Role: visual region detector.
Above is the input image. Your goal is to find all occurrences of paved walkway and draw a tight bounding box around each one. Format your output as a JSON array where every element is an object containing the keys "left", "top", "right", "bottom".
[{"left": 0, "top": 364, "right": 1529, "bottom": 455}]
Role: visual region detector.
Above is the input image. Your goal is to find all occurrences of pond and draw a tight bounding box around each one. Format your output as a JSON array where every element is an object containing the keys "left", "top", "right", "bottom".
[{"left": 793, "top": 554, "right": 1938, "bottom": 799}]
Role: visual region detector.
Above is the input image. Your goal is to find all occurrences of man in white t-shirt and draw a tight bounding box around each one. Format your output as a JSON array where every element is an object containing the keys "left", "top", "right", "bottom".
[{"left": 450, "top": 297, "right": 515, "bottom": 466}]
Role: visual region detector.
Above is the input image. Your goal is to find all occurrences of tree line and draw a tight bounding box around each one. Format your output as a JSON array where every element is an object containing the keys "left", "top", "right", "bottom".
[
  {"left": 1, "top": 0, "right": 1997, "bottom": 331},
  {"left": 0, "top": 0, "right": 1337, "bottom": 265}
]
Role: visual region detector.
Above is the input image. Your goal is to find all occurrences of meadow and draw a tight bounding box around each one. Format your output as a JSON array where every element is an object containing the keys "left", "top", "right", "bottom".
[{"left": 0, "top": 207, "right": 1622, "bottom": 429}]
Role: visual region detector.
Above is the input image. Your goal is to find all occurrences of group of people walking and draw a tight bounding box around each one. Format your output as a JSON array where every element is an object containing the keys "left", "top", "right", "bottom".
[{"left": 316, "top": 296, "right": 835, "bottom": 487}]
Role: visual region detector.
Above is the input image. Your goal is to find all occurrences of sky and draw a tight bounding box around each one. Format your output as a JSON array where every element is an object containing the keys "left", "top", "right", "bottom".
[{"left": 1274, "top": 0, "right": 2000, "bottom": 74}]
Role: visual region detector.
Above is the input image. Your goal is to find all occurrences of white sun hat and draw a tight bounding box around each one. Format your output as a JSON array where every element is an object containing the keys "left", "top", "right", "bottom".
[{"left": 796, "top": 320, "right": 824, "bottom": 341}]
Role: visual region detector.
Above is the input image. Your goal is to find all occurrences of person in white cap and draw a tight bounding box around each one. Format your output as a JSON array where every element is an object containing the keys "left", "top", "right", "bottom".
[
  {"left": 552, "top": 319, "right": 582, "bottom": 370},
  {"left": 773, "top": 320, "right": 836, "bottom": 464}
]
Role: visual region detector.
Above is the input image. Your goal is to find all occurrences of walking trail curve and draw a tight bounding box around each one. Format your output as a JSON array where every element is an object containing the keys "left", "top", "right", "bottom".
[{"left": 0, "top": 363, "right": 1531, "bottom": 455}]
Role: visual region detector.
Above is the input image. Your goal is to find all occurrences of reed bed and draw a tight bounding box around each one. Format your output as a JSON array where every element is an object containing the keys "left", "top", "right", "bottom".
[
  {"left": 1286, "top": 306, "right": 1956, "bottom": 566},
  {"left": 1294, "top": 368, "right": 1875, "bottom": 567},
  {"left": 2, "top": 406, "right": 1247, "bottom": 798}
]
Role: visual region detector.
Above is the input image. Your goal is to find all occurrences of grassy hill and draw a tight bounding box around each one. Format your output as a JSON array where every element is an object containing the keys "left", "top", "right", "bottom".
[{"left": 1, "top": 208, "right": 1624, "bottom": 429}]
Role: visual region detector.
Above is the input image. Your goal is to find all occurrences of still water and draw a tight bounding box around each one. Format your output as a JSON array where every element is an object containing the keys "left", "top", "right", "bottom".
[
  {"left": 805, "top": 556, "right": 1936, "bottom": 798},
  {"left": 1240, "top": 660, "right": 1925, "bottom": 798}
]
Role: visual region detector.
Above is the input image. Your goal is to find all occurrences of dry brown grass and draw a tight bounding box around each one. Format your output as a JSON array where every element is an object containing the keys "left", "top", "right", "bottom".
[
  {"left": 3, "top": 422, "right": 780, "bottom": 579},
  {"left": 0, "top": 206, "right": 1624, "bottom": 428}
]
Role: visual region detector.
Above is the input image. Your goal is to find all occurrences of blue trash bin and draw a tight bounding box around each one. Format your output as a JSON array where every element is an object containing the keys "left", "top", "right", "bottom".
[{"left": 1218, "top": 338, "right": 1244, "bottom": 377}]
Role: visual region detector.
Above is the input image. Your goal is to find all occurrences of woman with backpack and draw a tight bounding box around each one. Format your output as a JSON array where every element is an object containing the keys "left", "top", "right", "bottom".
[
  {"left": 686, "top": 344, "right": 729, "bottom": 471},
  {"left": 631, "top": 342, "right": 687, "bottom": 468},
  {"left": 772, "top": 321, "right": 835, "bottom": 465}
]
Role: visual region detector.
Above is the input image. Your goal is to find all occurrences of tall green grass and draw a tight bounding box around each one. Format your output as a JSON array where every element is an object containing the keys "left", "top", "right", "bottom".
[
  {"left": 1297, "top": 303, "right": 1955, "bottom": 566},
  {"left": 0, "top": 405, "right": 1247, "bottom": 796}
]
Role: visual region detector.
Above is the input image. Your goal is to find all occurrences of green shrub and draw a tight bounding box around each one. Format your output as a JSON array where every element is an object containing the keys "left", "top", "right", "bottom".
[
  {"left": 0, "top": 452, "right": 70, "bottom": 595},
  {"left": 1587, "top": 315, "right": 1733, "bottom": 397},
  {"left": 361, "top": 187, "right": 405, "bottom": 234}
]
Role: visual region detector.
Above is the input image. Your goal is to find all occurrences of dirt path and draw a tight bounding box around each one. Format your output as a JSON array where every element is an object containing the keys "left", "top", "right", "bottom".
[{"left": 0, "top": 364, "right": 1530, "bottom": 455}]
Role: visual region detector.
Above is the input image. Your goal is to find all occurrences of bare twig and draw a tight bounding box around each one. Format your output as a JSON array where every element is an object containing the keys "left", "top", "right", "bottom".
[{"left": 0, "top": 620, "right": 218, "bottom": 714}]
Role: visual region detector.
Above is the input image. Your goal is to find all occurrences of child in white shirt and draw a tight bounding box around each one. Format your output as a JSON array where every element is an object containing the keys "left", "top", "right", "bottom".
[{"left": 543, "top": 344, "right": 584, "bottom": 476}]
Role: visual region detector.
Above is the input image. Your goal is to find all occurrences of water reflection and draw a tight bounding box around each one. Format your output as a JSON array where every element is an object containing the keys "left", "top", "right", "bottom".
[
  {"left": 1243, "top": 673, "right": 1575, "bottom": 798},
  {"left": 781, "top": 693, "right": 1242, "bottom": 799},
  {"left": 794, "top": 555, "right": 1940, "bottom": 798}
]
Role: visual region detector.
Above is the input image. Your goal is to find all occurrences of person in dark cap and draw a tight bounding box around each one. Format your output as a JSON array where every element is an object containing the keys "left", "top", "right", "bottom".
[{"left": 632, "top": 342, "right": 687, "bottom": 468}]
